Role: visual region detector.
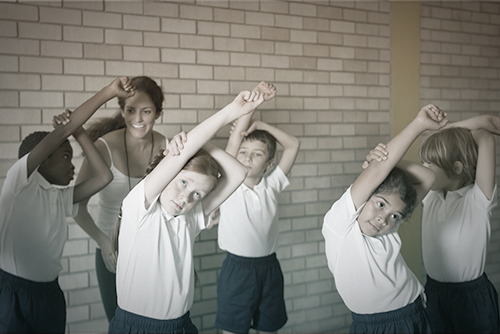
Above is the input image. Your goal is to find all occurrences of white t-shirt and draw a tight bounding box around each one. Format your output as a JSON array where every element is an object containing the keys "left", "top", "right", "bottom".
[
  {"left": 218, "top": 166, "right": 289, "bottom": 257},
  {"left": 422, "top": 183, "right": 497, "bottom": 283},
  {"left": 116, "top": 179, "right": 208, "bottom": 320},
  {"left": 0, "top": 155, "right": 77, "bottom": 282},
  {"left": 322, "top": 186, "right": 424, "bottom": 314}
]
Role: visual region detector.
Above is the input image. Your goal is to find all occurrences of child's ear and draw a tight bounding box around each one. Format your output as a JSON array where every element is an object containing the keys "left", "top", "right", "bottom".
[
  {"left": 155, "top": 110, "right": 162, "bottom": 120},
  {"left": 264, "top": 158, "right": 274, "bottom": 172},
  {"left": 454, "top": 161, "right": 464, "bottom": 175}
]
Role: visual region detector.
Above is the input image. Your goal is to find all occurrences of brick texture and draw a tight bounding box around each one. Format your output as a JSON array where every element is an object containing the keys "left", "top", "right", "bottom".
[{"left": 0, "top": 1, "right": 499, "bottom": 334}]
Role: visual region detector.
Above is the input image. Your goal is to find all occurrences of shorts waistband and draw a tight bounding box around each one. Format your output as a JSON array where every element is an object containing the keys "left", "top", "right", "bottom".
[
  {"left": 351, "top": 296, "right": 424, "bottom": 325},
  {"left": 114, "top": 307, "right": 191, "bottom": 332},
  {"left": 426, "top": 273, "right": 489, "bottom": 291},
  {"left": 226, "top": 252, "right": 277, "bottom": 265},
  {"left": 0, "top": 269, "right": 59, "bottom": 291}
]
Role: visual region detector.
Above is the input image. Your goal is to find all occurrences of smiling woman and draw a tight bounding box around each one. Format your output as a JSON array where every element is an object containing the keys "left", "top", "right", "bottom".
[{"left": 71, "top": 76, "right": 168, "bottom": 323}]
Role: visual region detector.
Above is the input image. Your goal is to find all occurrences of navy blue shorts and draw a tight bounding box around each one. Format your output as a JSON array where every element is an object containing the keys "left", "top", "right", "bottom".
[
  {"left": 109, "top": 306, "right": 197, "bottom": 334},
  {"left": 350, "top": 296, "right": 430, "bottom": 334},
  {"left": 425, "top": 273, "right": 500, "bottom": 333},
  {"left": 0, "top": 269, "right": 66, "bottom": 333},
  {"left": 215, "top": 252, "right": 287, "bottom": 333}
]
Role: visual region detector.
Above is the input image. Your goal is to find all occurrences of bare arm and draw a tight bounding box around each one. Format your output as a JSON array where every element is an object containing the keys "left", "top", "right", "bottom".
[
  {"left": 351, "top": 104, "right": 447, "bottom": 210},
  {"left": 26, "top": 77, "right": 135, "bottom": 178},
  {"left": 446, "top": 114, "right": 500, "bottom": 135},
  {"left": 144, "top": 91, "right": 265, "bottom": 208},
  {"left": 446, "top": 115, "right": 497, "bottom": 199},
  {"left": 201, "top": 143, "right": 247, "bottom": 215},
  {"left": 396, "top": 160, "right": 436, "bottom": 204},
  {"left": 226, "top": 81, "right": 276, "bottom": 157},
  {"left": 72, "top": 128, "right": 113, "bottom": 204},
  {"left": 471, "top": 129, "right": 496, "bottom": 200},
  {"left": 242, "top": 120, "right": 300, "bottom": 175}
]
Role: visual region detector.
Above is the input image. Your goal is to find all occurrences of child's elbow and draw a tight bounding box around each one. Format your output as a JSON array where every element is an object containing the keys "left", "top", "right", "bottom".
[
  {"left": 235, "top": 163, "right": 248, "bottom": 182},
  {"left": 293, "top": 137, "right": 301, "bottom": 150},
  {"left": 100, "top": 170, "right": 114, "bottom": 188}
]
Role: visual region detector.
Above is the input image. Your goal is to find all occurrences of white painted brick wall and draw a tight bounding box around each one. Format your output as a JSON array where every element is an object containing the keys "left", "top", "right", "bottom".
[{"left": 0, "top": 1, "right": 498, "bottom": 333}]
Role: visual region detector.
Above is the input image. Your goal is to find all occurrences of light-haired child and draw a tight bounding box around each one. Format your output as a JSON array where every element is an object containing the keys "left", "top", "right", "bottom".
[
  {"left": 418, "top": 114, "right": 500, "bottom": 333},
  {"left": 213, "top": 82, "right": 300, "bottom": 334},
  {"left": 0, "top": 77, "right": 135, "bottom": 332},
  {"left": 108, "top": 90, "right": 265, "bottom": 334},
  {"left": 322, "top": 104, "right": 447, "bottom": 333}
]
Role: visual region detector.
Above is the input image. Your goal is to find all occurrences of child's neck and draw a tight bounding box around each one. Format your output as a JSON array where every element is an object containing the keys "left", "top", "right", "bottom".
[
  {"left": 244, "top": 175, "right": 263, "bottom": 189},
  {"left": 442, "top": 180, "right": 470, "bottom": 198}
]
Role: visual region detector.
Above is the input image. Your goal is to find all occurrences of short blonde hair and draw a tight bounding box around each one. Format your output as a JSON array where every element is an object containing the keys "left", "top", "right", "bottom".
[{"left": 419, "top": 127, "right": 478, "bottom": 186}]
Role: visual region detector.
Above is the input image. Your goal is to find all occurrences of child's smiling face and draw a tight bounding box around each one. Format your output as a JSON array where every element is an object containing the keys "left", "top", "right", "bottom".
[
  {"left": 160, "top": 170, "right": 215, "bottom": 216},
  {"left": 357, "top": 191, "right": 406, "bottom": 237}
]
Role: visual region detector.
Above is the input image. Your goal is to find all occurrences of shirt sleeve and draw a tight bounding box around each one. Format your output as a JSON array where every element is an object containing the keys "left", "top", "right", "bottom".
[
  {"left": 472, "top": 182, "right": 497, "bottom": 212},
  {"left": 122, "top": 179, "right": 160, "bottom": 229},
  {"left": 4, "top": 155, "right": 31, "bottom": 196},
  {"left": 62, "top": 186, "right": 78, "bottom": 217},
  {"left": 266, "top": 166, "right": 290, "bottom": 193},
  {"left": 323, "top": 186, "right": 360, "bottom": 238}
]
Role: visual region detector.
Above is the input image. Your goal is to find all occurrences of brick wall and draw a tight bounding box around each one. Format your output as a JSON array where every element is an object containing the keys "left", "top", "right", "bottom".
[
  {"left": 0, "top": 1, "right": 498, "bottom": 333},
  {"left": 419, "top": 0, "right": 500, "bottom": 296}
]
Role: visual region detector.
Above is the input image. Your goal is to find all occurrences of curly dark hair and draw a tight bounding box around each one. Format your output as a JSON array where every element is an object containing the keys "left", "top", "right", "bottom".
[
  {"left": 372, "top": 167, "right": 417, "bottom": 221},
  {"left": 18, "top": 131, "right": 69, "bottom": 159}
]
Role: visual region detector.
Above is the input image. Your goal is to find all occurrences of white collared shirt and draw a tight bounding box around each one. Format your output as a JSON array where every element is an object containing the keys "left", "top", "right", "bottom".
[
  {"left": 422, "top": 183, "right": 497, "bottom": 283},
  {"left": 218, "top": 166, "right": 289, "bottom": 257},
  {"left": 322, "top": 186, "right": 424, "bottom": 314},
  {"left": 116, "top": 179, "right": 208, "bottom": 320},
  {"left": 0, "top": 155, "right": 77, "bottom": 282}
]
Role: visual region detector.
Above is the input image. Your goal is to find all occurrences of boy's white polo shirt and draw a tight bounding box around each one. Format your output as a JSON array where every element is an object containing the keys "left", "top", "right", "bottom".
[
  {"left": 322, "top": 186, "right": 424, "bottom": 314},
  {"left": 218, "top": 166, "right": 289, "bottom": 258},
  {"left": 422, "top": 183, "right": 497, "bottom": 283},
  {"left": 116, "top": 179, "right": 208, "bottom": 320},
  {"left": 0, "top": 154, "right": 77, "bottom": 282}
]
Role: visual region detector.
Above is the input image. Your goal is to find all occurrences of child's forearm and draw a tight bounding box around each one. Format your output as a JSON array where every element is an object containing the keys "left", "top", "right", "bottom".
[
  {"left": 73, "top": 202, "right": 111, "bottom": 247},
  {"left": 449, "top": 115, "right": 500, "bottom": 134},
  {"left": 201, "top": 143, "right": 247, "bottom": 215},
  {"left": 59, "top": 86, "right": 116, "bottom": 139},
  {"left": 397, "top": 159, "right": 436, "bottom": 202},
  {"left": 226, "top": 112, "right": 255, "bottom": 157},
  {"left": 255, "top": 121, "right": 300, "bottom": 151},
  {"left": 73, "top": 129, "right": 113, "bottom": 203},
  {"left": 255, "top": 120, "right": 300, "bottom": 175}
]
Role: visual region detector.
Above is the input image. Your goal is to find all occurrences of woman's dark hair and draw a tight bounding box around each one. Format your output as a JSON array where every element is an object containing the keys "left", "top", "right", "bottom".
[
  {"left": 373, "top": 167, "right": 417, "bottom": 221},
  {"left": 86, "top": 76, "right": 164, "bottom": 142}
]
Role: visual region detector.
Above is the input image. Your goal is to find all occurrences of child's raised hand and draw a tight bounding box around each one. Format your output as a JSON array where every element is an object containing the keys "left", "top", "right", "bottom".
[
  {"left": 168, "top": 131, "right": 188, "bottom": 156},
  {"left": 108, "top": 76, "right": 136, "bottom": 99},
  {"left": 231, "top": 90, "right": 265, "bottom": 118},
  {"left": 52, "top": 109, "right": 72, "bottom": 128},
  {"left": 362, "top": 143, "right": 388, "bottom": 169},
  {"left": 253, "top": 81, "right": 277, "bottom": 101},
  {"left": 417, "top": 104, "right": 448, "bottom": 130}
]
